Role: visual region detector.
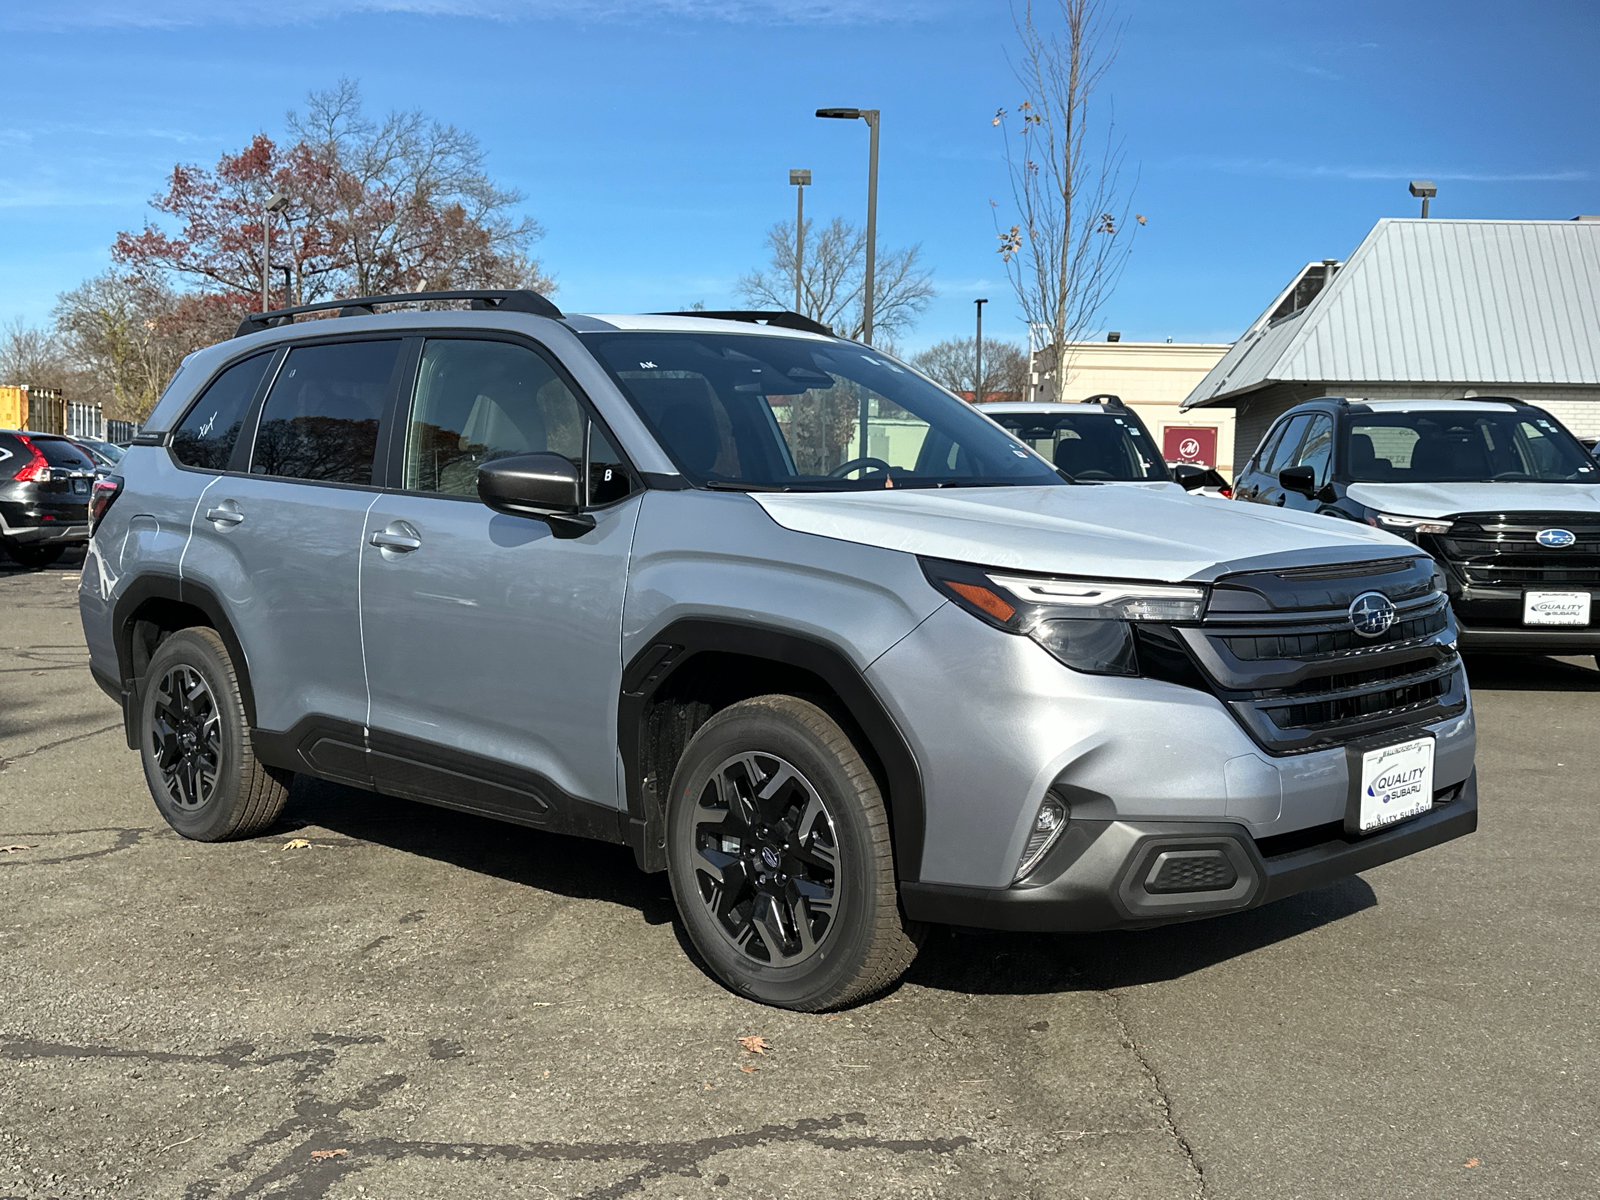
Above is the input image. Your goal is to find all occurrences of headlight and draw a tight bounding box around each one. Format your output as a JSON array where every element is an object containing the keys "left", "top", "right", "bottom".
[
  {"left": 1367, "top": 512, "right": 1453, "bottom": 537},
  {"left": 922, "top": 558, "right": 1206, "bottom": 676}
]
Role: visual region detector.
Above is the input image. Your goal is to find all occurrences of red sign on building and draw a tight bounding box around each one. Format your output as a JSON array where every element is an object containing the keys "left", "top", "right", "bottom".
[{"left": 1162, "top": 425, "right": 1217, "bottom": 467}]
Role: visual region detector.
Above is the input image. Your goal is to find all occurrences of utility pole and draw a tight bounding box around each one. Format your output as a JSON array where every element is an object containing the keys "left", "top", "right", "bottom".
[
  {"left": 789, "top": 169, "right": 811, "bottom": 315},
  {"left": 974, "top": 298, "right": 987, "bottom": 403},
  {"left": 815, "top": 107, "right": 880, "bottom": 345},
  {"left": 262, "top": 190, "right": 288, "bottom": 312}
]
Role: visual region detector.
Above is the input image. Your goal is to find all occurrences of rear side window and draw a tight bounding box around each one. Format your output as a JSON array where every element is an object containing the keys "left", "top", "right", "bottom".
[
  {"left": 0, "top": 433, "right": 20, "bottom": 477},
  {"left": 172, "top": 353, "right": 273, "bottom": 471},
  {"left": 34, "top": 438, "right": 97, "bottom": 470},
  {"left": 251, "top": 341, "right": 399, "bottom": 485}
]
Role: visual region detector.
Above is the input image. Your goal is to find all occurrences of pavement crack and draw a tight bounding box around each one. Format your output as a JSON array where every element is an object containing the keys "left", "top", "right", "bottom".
[
  {"left": 1103, "top": 988, "right": 1206, "bottom": 1198},
  {"left": 0, "top": 720, "right": 122, "bottom": 771},
  {"left": 0, "top": 825, "right": 157, "bottom": 866}
]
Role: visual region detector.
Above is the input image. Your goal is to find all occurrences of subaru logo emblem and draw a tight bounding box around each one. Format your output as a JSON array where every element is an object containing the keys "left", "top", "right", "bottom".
[
  {"left": 1537, "top": 528, "right": 1576, "bottom": 548},
  {"left": 760, "top": 845, "right": 781, "bottom": 870},
  {"left": 1349, "top": 591, "right": 1397, "bottom": 638}
]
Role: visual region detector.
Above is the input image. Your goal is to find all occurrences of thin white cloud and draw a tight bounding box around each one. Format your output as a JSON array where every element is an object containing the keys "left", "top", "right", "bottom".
[
  {"left": 5, "top": 0, "right": 941, "bottom": 30},
  {"left": 1163, "top": 156, "right": 1591, "bottom": 184}
]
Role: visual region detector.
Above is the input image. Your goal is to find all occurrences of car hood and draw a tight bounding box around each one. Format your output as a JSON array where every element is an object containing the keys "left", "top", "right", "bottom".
[
  {"left": 753, "top": 486, "right": 1410, "bottom": 584},
  {"left": 1345, "top": 481, "right": 1600, "bottom": 519}
]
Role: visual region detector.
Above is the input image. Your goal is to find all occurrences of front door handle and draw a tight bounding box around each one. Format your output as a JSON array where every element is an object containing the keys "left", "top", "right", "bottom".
[
  {"left": 370, "top": 522, "right": 422, "bottom": 552},
  {"left": 205, "top": 504, "right": 244, "bottom": 527}
]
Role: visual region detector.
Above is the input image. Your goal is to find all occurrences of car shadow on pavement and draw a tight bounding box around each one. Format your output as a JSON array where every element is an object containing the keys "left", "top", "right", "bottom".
[
  {"left": 276, "top": 774, "right": 681, "bottom": 927},
  {"left": 280, "top": 774, "right": 1380, "bottom": 1001},
  {"left": 1463, "top": 652, "right": 1600, "bottom": 691}
]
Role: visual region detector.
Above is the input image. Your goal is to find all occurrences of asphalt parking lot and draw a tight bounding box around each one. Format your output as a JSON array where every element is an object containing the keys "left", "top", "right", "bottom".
[{"left": 1, "top": 550, "right": 1596, "bottom": 1200}]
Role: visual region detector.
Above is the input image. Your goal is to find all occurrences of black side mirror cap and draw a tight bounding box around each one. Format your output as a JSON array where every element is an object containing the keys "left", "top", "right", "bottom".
[
  {"left": 478, "top": 453, "right": 596, "bottom": 539},
  {"left": 1171, "top": 463, "right": 1207, "bottom": 491},
  {"left": 1278, "top": 465, "right": 1317, "bottom": 499}
]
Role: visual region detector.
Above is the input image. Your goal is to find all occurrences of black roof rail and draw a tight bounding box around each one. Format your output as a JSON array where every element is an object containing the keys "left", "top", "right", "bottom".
[
  {"left": 651, "top": 310, "right": 835, "bottom": 337},
  {"left": 1081, "top": 393, "right": 1128, "bottom": 410},
  {"left": 233, "top": 289, "right": 562, "bottom": 338}
]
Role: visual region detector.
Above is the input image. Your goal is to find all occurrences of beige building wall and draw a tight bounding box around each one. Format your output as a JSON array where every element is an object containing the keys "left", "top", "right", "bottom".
[{"left": 1032, "top": 341, "right": 1237, "bottom": 475}]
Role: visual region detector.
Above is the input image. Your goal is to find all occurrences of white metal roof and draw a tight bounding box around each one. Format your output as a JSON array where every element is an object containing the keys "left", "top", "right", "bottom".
[{"left": 1183, "top": 218, "right": 1600, "bottom": 409}]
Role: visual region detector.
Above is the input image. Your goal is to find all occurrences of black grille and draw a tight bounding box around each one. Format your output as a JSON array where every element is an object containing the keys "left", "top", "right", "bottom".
[
  {"left": 1145, "top": 850, "right": 1237, "bottom": 894},
  {"left": 1223, "top": 605, "right": 1449, "bottom": 661},
  {"left": 1427, "top": 512, "right": 1600, "bottom": 588},
  {"left": 1179, "top": 557, "right": 1466, "bottom": 754}
]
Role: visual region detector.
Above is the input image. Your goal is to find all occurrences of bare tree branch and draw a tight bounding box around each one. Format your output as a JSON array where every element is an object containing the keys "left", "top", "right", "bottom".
[{"left": 993, "top": 0, "right": 1138, "bottom": 396}]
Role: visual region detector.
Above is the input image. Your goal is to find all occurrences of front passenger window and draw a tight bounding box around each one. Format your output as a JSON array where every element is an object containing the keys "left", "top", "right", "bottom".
[{"left": 1290, "top": 416, "right": 1334, "bottom": 487}]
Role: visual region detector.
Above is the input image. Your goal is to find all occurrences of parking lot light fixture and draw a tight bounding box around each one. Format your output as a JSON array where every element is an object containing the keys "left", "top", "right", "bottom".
[
  {"left": 815, "top": 106, "right": 880, "bottom": 346},
  {"left": 262, "top": 190, "right": 289, "bottom": 311},
  {"left": 1409, "top": 180, "right": 1437, "bottom": 218},
  {"left": 789, "top": 169, "right": 812, "bottom": 315}
]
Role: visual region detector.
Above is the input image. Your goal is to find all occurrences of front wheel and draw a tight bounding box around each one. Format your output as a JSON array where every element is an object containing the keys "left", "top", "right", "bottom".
[
  {"left": 138, "top": 627, "right": 291, "bottom": 841},
  {"left": 665, "top": 695, "right": 920, "bottom": 1010}
]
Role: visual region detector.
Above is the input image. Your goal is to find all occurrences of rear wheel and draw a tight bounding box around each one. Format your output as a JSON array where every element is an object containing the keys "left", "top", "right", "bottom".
[
  {"left": 4, "top": 542, "right": 64, "bottom": 569},
  {"left": 138, "top": 628, "right": 290, "bottom": 841},
  {"left": 666, "top": 695, "right": 920, "bottom": 1010}
]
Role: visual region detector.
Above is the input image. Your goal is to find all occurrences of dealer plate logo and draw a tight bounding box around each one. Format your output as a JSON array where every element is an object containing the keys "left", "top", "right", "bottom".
[
  {"left": 1349, "top": 591, "right": 1397, "bottom": 638},
  {"left": 1537, "top": 528, "right": 1576, "bottom": 548}
]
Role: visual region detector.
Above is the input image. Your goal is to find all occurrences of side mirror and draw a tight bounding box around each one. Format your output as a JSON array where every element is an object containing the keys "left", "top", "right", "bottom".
[
  {"left": 477, "top": 453, "right": 596, "bottom": 539},
  {"left": 1278, "top": 465, "right": 1317, "bottom": 499},
  {"left": 1171, "top": 463, "right": 1207, "bottom": 491}
]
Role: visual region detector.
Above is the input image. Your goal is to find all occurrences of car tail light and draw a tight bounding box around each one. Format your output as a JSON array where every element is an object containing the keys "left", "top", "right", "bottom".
[
  {"left": 90, "top": 475, "right": 123, "bottom": 534},
  {"left": 13, "top": 435, "right": 50, "bottom": 483},
  {"left": 1219, "top": 484, "right": 1233, "bottom": 499}
]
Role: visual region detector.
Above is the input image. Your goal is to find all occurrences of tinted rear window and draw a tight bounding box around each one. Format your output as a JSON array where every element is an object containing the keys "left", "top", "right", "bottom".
[
  {"left": 34, "top": 438, "right": 97, "bottom": 470},
  {"left": 251, "top": 341, "right": 399, "bottom": 485},
  {"left": 172, "top": 353, "right": 274, "bottom": 471}
]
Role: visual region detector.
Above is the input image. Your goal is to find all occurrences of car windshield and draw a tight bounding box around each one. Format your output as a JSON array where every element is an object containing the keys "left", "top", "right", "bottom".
[
  {"left": 584, "top": 331, "right": 1063, "bottom": 491},
  {"left": 1347, "top": 410, "right": 1599, "bottom": 484},
  {"left": 984, "top": 409, "right": 1169, "bottom": 481}
]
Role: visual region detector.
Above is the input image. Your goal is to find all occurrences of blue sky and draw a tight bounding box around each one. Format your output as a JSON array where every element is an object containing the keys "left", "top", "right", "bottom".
[{"left": 2, "top": 0, "right": 1596, "bottom": 355}]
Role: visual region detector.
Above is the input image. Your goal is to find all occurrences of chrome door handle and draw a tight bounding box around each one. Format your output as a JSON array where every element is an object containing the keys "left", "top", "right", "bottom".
[
  {"left": 370, "top": 530, "right": 422, "bottom": 552},
  {"left": 205, "top": 507, "right": 244, "bottom": 526}
]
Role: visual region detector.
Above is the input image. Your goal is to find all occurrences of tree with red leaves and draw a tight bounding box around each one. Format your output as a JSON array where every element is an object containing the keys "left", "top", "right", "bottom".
[{"left": 114, "top": 79, "right": 552, "bottom": 314}]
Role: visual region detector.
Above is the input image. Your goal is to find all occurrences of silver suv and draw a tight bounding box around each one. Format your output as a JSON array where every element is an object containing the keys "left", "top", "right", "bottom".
[{"left": 80, "top": 291, "right": 1478, "bottom": 1010}]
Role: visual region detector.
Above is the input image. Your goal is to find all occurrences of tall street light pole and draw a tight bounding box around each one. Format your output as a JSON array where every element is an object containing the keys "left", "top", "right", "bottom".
[
  {"left": 789, "top": 169, "right": 811, "bottom": 315},
  {"left": 262, "top": 190, "right": 288, "bottom": 312},
  {"left": 974, "top": 298, "right": 987, "bottom": 403},
  {"left": 815, "top": 107, "right": 879, "bottom": 346}
]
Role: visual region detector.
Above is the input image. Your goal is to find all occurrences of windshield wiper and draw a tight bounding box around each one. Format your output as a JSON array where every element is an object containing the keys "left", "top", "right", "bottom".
[{"left": 701, "top": 480, "right": 797, "bottom": 493}]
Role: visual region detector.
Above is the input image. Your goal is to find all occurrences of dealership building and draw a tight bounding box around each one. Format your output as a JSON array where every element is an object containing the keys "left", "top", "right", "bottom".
[{"left": 1180, "top": 216, "right": 1600, "bottom": 468}]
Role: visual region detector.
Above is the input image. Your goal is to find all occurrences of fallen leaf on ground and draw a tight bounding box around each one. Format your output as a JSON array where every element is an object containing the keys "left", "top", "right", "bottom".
[
  {"left": 282, "top": 838, "right": 311, "bottom": 850},
  {"left": 310, "top": 1148, "right": 348, "bottom": 1160},
  {"left": 738, "top": 1065, "right": 759, "bottom": 1073},
  {"left": 1465, "top": 1159, "right": 1480, "bottom": 1168},
  {"left": 737, "top": 1035, "right": 770, "bottom": 1055},
  {"left": 0, "top": 845, "right": 33, "bottom": 854}
]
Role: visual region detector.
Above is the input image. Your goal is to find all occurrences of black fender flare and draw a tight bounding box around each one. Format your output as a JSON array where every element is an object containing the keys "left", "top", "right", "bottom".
[
  {"left": 110, "top": 573, "right": 259, "bottom": 744},
  {"left": 618, "top": 618, "right": 926, "bottom": 882}
]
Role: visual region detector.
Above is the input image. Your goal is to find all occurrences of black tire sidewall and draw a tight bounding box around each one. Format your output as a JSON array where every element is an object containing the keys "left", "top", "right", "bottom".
[
  {"left": 139, "top": 629, "right": 251, "bottom": 841},
  {"left": 666, "top": 701, "right": 891, "bottom": 1009}
]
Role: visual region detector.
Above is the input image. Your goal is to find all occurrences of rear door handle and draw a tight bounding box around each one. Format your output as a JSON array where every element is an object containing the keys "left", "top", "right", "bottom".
[{"left": 370, "top": 523, "right": 422, "bottom": 552}]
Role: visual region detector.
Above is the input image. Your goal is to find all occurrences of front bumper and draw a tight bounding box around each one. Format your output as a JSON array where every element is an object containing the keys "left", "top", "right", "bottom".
[{"left": 902, "top": 769, "right": 1478, "bottom": 931}]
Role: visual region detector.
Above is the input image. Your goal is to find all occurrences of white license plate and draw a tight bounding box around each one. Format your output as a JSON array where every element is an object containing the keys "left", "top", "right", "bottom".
[
  {"left": 1523, "top": 590, "right": 1591, "bottom": 626},
  {"left": 1354, "top": 736, "right": 1434, "bottom": 834}
]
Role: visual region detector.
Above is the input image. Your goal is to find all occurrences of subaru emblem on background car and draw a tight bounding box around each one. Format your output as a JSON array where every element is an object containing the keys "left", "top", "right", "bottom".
[
  {"left": 1349, "top": 591, "right": 1398, "bottom": 638},
  {"left": 1536, "top": 528, "right": 1577, "bottom": 548}
]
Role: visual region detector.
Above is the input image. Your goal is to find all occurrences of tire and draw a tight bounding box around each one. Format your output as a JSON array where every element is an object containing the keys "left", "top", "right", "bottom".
[
  {"left": 5, "top": 542, "right": 64, "bottom": 569},
  {"left": 665, "top": 695, "right": 920, "bottom": 1011},
  {"left": 138, "top": 627, "right": 291, "bottom": 842}
]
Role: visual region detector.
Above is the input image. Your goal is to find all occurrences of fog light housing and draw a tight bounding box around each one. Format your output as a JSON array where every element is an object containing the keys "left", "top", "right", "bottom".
[{"left": 1014, "top": 793, "right": 1069, "bottom": 883}]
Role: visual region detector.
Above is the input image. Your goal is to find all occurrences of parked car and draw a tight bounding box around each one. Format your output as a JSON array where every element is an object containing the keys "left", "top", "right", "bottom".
[
  {"left": 0, "top": 429, "right": 97, "bottom": 568},
  {"left": 71, "top": 437, "right": 127, "bottom": 470},
  {"left": 81, "top": 293, "right": 1477, "bottom": 1010},
  {"left": 1233, "top": 397, "right": 1600, "bottom": 660},
  {"left": 977, "top": 396, "right": 1214, "bottom": 494},
  {"left": 1582, "top": 434, "right": 1598, "bottom": 461}
]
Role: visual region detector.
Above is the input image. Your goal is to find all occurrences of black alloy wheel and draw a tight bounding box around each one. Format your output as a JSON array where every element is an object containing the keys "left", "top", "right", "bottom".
[
  {"left": 149, "top": 663, "right": 223, "bottom": 811},
  {"left": 689, "top": 751, "right": 841, "bottom": 965},
  {"left": 666, "top": 694, "right": 921, "bottom": 1011},
  {"left": 138, "top": 627, "right": 290, "bottom": 842}
]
